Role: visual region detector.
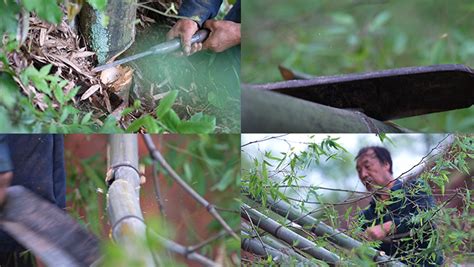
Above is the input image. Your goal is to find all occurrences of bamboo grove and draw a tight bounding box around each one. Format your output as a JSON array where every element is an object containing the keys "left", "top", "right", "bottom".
[{"left": 241, "top": 134, "right": 473, "bottom": 266}]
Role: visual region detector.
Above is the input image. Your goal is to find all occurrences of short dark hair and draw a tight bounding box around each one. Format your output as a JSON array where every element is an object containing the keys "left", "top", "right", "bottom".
[{"left": 355, "top": 146, "right": 393, "bottom": 174}]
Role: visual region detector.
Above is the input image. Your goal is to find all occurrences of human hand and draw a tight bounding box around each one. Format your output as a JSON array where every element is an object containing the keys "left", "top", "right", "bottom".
[
  {"left": 203, "top": 20, "right": 241, "bottom": 53},
  {"left": 0, "top": 171, "right": 13, "bottom": 206},
  {"left": 166, "top": 19, "right": 200, "bottom": 56},
  {"left": 365, "top": 221, "right": 394, "bottom": 241}
]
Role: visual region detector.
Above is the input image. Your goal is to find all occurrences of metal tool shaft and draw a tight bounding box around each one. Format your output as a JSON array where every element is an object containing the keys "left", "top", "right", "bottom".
[{"left": 93, "top": 29, "right": 210, "bottom": 72}]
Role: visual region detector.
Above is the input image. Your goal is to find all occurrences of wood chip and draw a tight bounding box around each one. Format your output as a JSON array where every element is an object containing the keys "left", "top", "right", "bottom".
[
  {"left": 39, "top": 28, "right": 47, "bottom": 46},
  {"left": 81, "top": 84, "right": 101, "bottom": 101},
  {"left": 103, "top": 90, "right": 112, "bottom": 113},
  {"left": 72, "top": 51, "right": 95, "bottom": 58}
]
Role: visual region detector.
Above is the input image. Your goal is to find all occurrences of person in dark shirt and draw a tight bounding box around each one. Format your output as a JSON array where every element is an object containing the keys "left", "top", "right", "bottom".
[
  {"left": 355, "top": 146, "right": 444, "bottom": 266},
  {"left": 0, "top": 134, "right": 66, "bottom": 267},
  {"left": 166, "top": 0, "right": 241, "bottom": 56}
]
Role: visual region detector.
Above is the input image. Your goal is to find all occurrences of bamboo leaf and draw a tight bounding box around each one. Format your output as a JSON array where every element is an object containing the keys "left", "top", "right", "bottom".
[{"left": 156, "top": 90, "right": 178, "bottom": 118}]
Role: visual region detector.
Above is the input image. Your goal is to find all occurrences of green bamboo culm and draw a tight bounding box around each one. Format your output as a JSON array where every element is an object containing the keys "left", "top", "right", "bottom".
[{"left": 79, "top": 0, "right": 137, "bottom": 64}]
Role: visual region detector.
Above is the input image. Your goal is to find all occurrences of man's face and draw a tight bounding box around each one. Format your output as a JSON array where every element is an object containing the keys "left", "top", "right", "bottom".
[{"left": 356, "top": 150, "right": 391, "bottom": 192}]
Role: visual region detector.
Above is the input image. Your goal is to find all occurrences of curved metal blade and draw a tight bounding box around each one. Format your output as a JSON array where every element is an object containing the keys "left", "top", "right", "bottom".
[
  {"left": 0, "top": 186, "right": 101, "bottom": 267},
  {"left": 246, "top": 64, "right": 474, "bottom": 120}
]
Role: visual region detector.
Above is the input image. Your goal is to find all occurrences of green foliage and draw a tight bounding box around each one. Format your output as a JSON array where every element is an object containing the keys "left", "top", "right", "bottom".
[
  {"left": 100, "top": 217, "right": 191, "bottom": 267},
  {"left": 421, "top": 135, "right": 474, "bottom": 195},
  {"left": 243, "top": 136, "right": 348, "bottom": 210},
  {"left": 66, "top": 154, "right": 107, "bottom": 236},
  {"left": 68, "top": 136, "right": 240, "bottom": 265},
  {"left": 156, "top": 90, "right": 178, "bottom": 118},
  {"left": 0, "top": 0, "right": 20, "bottom": 34},
  {"left": 22, "top": 0, "right": 63, "bottom": 24},
  {"left": 125, "top": 90, "right": 216, "bottom": 133},
  {"left": 0, "top": 0, "right": 220, "bottom": 133},
  {"left": 0, "top": 72, "right": 18, "bottom": 109},
  {"left": 147, "top": 135, "right": 240, "bottom": 244},
  {"left": 0, "top": 62, "right": 119, "bottom": 133},
  {"left": 87, "top": 0, "right": 108, "bottom": 12}
]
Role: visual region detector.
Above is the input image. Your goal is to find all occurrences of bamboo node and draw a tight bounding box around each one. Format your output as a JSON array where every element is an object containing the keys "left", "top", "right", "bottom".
[
  {"left": 111, "top": 214, "right": 146, "bottom": 236},
  {"left": 106, "top": 163, "right": 142, "bottom": 186}
]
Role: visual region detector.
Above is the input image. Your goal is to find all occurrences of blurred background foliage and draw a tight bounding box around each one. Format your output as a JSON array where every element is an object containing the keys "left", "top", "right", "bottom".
[{"left": 242, "top": 0, "right": 474, "bottom": 132}]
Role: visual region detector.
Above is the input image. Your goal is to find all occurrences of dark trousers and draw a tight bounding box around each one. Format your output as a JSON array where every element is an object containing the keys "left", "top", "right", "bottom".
[{"left": 0, "top": 251, "right": 35, "bottom": 267}]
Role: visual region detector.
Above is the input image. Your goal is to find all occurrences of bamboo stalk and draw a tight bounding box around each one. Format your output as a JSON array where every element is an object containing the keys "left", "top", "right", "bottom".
[
  {"left": 242, "top": 223, "right": 313, "bottom": 265},
  {"left": 242, "top": 238, "right": 305, "bottom": 265},
  {"left": 245, "top": 192, "right": 405, "bottom": 266},
  {"left": 107, "top": 134, "right": 155, "bottom": 266},
  {"left": 241, "top": 88, "right": 407, "bottom": 133},
  {"left": 241, "top": 204, "right": 342, "bottom": 265},
  {"left": 79, "top": 0, "right": 137, "bottom": 64},
  {"left": 107, "top": 135, "right": 218, "bottom": 266}
]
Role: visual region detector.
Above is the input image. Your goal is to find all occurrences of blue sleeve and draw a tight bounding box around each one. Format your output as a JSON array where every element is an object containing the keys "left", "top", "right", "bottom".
[
  {"left": 360, "top": 201, "right": 377, "bottom": 230},
  {"left": 178, "top": 0, "right": 223, "bottom": 27},
  {"left": 392, "top": 181, "right": 435, "bottom": 234},
  {"left": 0, "top": 135, "right": 13, "bottom": 173},
  {"left": 391, "top": 214, "right": 411, "bottom": 234},
  {"left": 224, "top": 0, "right": 240, "bottom": 23}
]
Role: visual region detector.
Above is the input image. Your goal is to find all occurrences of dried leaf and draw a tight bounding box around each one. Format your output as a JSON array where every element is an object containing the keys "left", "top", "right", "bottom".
[{"left": 49, "top": 54, "right": 94, "bottom": 79}]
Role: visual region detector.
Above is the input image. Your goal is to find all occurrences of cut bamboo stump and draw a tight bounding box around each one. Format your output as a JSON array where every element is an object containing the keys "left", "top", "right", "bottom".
[{"left": 107, "top": 134, "right": 155, "bottom": 266}]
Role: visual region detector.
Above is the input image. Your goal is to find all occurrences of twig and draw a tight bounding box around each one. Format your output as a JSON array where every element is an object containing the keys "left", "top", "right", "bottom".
[
  {"left": 134, "top": 3, "right": 197, "bottom": 21},
  {"left": 151, "top": 161, "right": 167, "bottom": 218},
  {"left": 148, "top": 229, "right": 218, "bottom": 267},
  {"left": 142, "top": 134, "right": 240, "bottom": 240},
  {"left": 241, "top": 134, "right": 288, "bottom": 148},
  {"left": 215, "top": 207, "right": 239, "bottom": 214},
  {"left": 187, "top": 230, "right": 228, "bottom": 253}
]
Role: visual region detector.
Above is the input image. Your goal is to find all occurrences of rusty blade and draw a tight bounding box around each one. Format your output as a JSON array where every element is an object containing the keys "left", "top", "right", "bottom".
[
  {"left": 0, "top": 186, "right": 101, "bottom": 267},
  {"left": 246, "top": 64, "right": 474, "bottom": 120},
  {"left": 278, "top": 65, "right": 315, "bottom": 80}
]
